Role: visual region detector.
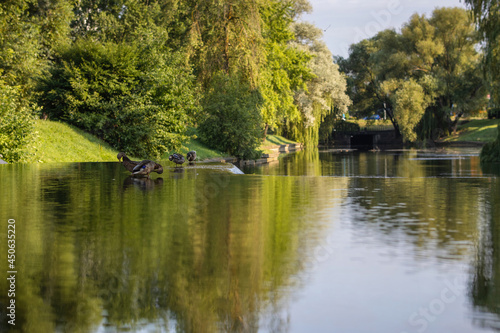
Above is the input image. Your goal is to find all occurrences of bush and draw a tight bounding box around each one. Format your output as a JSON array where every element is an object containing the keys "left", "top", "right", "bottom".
[
  {"left": 480, "top": 124, "right": 500, "bottom": 162},
  {"left": 198, "top": 72, "right": 263, "bottom": 160},
  {"left": 0, "top": 79, "right": 37, "bottom": 162},
  {"left": 487, "top": 107, "right": 500, "bottom": 119},
  {"left": 37, "top": 39, "right": 199, "bottom": 159}
]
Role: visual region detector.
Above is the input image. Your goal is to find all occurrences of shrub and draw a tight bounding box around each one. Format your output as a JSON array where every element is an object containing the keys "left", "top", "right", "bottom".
[
  {"left": 480, "top": 124, "right": 500, "bottom": 163},
  {"left": 37, "top": 39, "right": 199, "bottom": 159},
  {"left": 198, "top": 72, "right": 263, "bottom": 160},
  {"left": 487, "top": 107, "right": 500, "bottom": 119},
  {"left": 0, "top": 79, "right": 37, "bottom": 162}
]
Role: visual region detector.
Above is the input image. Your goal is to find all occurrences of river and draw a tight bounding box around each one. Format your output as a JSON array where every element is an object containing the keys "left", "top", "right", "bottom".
[{"left": 1, "top": 148, "right": 499, "bottom": 333}]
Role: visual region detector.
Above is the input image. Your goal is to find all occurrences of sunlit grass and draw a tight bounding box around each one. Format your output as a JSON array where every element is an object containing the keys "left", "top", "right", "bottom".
[
  {"left": 262, "top": 135, "right": 297, "bottom": 147},
  {"left": 34, "top": 120, "right": 120, "bottom": 162},
  {"left": 444, "top": 119, "right": 500, "bottom": 142},
  {"left": 162, "top": 127, "right": 230, "bottom": 161},
  {"left": 34, "top": 122, "right": 301, "bottom": 163}
]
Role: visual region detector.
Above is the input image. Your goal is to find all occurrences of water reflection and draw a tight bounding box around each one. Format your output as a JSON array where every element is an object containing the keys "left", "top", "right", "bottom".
[
  {"left": 243, "top": 148, "right": 489, "bottom": 178},
  {"left": 0, "top": 162, "right": 347, "bottom": 332},
  {"left": 0, "top": 150, "right": 499, "bottom": 333},
  {"left": 471, "top": 180, "right": 500, "bottom": 331},
  {"left": 122, "top": 176, "right": 164, "bottom": 192}
]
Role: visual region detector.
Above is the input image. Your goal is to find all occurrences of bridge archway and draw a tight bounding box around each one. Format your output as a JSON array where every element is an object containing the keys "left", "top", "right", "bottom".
[{"left": 351, "top": 134, "right": 375, "bottom": 150}]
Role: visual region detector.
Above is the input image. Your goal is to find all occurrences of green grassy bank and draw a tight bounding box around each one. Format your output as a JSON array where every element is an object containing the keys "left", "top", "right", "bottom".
[
  {"left": 28, "top": 119, "right": 500, "bottom": 163},
  {"left": 34, "top": 120, "right": 120, "bottom": 162},
  {"left": 351, "top": 118, "right": 500, "bottom": 143},
  {"left": 32, "top": 120, "right": 235, "bottom": 163},
  {"left": 442, "top": 119, "right": 500, "bottom": 143},
  {"left": 33, "top": 120, "right": 299, "bottom": 163}
]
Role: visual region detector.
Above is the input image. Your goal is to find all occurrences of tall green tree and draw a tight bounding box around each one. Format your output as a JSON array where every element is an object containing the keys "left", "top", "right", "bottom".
[
  {"left": 0, "top": 0, "right": 51, "bottom": 162},
  {"left": 38, "top": 39, "right": 199, "bottom": 158},
  {"left": 289, "top": 22, "right": 350, "bottom": 145},
  {"left": 185, "top": 0, "right": 264, "bottom": 86},
  {"left": 258, "top": 0, "right": 314, "bottom": 139},
  {"left": 0, "top": 0, "right": 43, "bottom": 94},
  {"left": 340, "top": 7, "right": 485, "bottom": 143},
  {"left": 465, "top": 0, "right": 500, "bottom": 103},
  {"left": 198, "top": 71, "right": 263, "bottom": 159},
  {"left": 338, "top": 33, "right": 402, "bottom": 137},
  {"left": 0, "top": 78, "right": 38, "bottom": 162}
]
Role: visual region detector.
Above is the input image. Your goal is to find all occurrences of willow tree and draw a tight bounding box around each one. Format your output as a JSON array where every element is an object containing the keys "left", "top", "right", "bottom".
[
  {"left": 288, "top": 22, "right": 351, "bottom": 145},
  {"left": 186, "top": 0, "right": 264, "bottom": 86},
  {"left": 341, "top": 7, "right": 485, "bottom": 143},
  {"left": 465, "top": 0, "right": 500, "bottom": 162},
  {"left": 258, "top": 0, "right": 314, "bottom": 139},
  {"left": 465, "top": 0, "right": 500, "bottom": 103},
  {"left": 338, "top": 32, "right": 403, "bottom": 137}
]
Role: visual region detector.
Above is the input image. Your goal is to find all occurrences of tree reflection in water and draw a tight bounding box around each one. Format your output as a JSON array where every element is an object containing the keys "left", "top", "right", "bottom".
[{"left": 0, "top": 151, "right": 499, "bottom": 333}]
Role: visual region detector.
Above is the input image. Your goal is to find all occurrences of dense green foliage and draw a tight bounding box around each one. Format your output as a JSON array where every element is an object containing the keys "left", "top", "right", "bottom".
[
  {"left": 465, "top": 0, "right": 500, "bottom": 103},
  {"left": 480, "top": 124, "right": 500, "bottom": 162},
  {"left": 38, "top": 39, "right": 199, "bottom": 158},
  {"left": 198, "top": 72, "right": 263, "bottom": 159},
  {"left": 339, "top": 7, "right": 486, "bottom": 143},
  {"left": 0, "top": 0, "right": 352, "bottom": 162},
  {"left": 286, "top": 22, "right": 351, "bottom": 145},
  {"left": 464, "top": 1, "right": 500, "bottom": 162},
  {"left": 0, "top": 79, "right": 37, "bottom": 162},
  {"left": 0, "top": 0, "right": 66, "bottom": 162}
]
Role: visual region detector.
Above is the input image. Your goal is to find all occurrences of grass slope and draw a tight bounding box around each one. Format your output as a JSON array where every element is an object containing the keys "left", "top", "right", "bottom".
[
  {"left": 162, "top": 138, "right": 230, "bottom": 161},
  {"left": 262, "top": 135, "right": 297, "bottom": 147},
  {"left": 443, "top": 119, "right": 500, "bottom": 143},
  {"left": 34, "top": 120, "right": 120, "bottom": 162},
  {"left": 162, "top": 131, "right": 298, "bottom": 161},
  {"left": 35, "top": 121, "right": 299, "bottom": 163}
]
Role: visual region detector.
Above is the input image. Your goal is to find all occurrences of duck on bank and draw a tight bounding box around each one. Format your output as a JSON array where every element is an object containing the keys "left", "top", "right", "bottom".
[
  {"left": 186, "top": 151, "right": 196, "bottom": 164},
  {"left": 169, "top": 153, "right": 185, "bottom": 167},
  {"left": 118, "top": 152, "right": 163, "bottom": 177}
]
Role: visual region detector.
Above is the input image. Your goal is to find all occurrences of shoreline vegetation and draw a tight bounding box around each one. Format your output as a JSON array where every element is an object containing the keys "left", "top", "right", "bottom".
[
  {"left": 3, "top": 3, "right": 500, "bottom": 163},
  {"left": 3, "top": 118, "right": 497, "bottom": 164},
  {"left": 28, "top": 120, "right": 298, "bottom": 163}
]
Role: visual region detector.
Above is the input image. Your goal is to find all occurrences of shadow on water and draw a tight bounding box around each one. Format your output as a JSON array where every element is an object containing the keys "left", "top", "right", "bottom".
[
  {"left": 0, "top": 152, "right": 500, "bottom": 332},
  {"left": 122, "top": 176, "right": 164, "bottom": 192}
]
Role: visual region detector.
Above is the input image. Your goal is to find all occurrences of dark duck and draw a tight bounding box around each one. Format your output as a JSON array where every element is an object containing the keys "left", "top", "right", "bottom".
[
  {"left": 117, "top": 152, "right": 140, "bottom": 172},
  {"left": 169, "top": 153, "right": 185, "bottom": 167},
  {"left": 186, "top": 151, "right": 197, "bottom": 164},
  {"left": 132, "top": 160, "right": 164, "bottom": 177}
]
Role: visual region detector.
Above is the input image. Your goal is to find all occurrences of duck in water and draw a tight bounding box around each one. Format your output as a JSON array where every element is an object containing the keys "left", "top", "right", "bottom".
[
  {"left": 186, "top": 151, "right": 197, "bottom": 165},
  {"left": 169, "top": 153, "right": 185, "bottom": 167},
  {"left": 117, "top": 152, "right": 140, "bottom": 172},
  {"left": 132, "top": 160, "right": 164, "bottom": 177}
]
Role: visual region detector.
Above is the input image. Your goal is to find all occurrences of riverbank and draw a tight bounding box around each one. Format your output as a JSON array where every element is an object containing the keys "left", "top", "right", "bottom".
[
  {"left": 17, "top": 118, "right": 496, "bottom": 164},
  {"left": 34, "top": 120, "right": 120, "bottom": 162},
  {"left": 33, "top": 120, "right": 231, "bottom": 163},
  {"left": 440, "top": 119, "right": 500, "bottom": 144},
  {"left": 28, "top": 120, "right": 299, "bottom": 164}
]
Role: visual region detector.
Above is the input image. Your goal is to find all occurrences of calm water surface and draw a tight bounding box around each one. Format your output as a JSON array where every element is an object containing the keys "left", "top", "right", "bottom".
[{"left": 1, "top": 148, "right": 500, "bottom": 333}]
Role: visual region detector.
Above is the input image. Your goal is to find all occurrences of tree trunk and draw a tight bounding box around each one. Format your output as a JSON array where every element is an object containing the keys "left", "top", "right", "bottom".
[
  {"left": 262, "top": 123, "right": 269, "bottom": 142},
  {"left": 451, "top": 111, "right": 463, "bottom": 134},
  {"left": 385, "top": 108, "right": 402, "bottom": 138}
]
